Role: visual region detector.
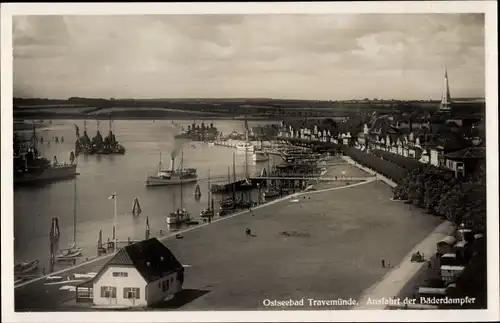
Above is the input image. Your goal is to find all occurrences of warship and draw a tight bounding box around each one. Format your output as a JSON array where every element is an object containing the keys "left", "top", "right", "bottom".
[
  {"left": 174, "top": 121, "right": 219, "bottom": 141},
  {"left": 14, "top": 125, "right": 77, "bottom": 186},
  {"left": 75, "top": 117, "right": 125, "bottom": 155}
]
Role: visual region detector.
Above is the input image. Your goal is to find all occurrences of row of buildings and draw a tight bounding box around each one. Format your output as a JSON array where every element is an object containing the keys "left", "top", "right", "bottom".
[{"left": 277, "top": 69, "right": 486, "bottom": 177}]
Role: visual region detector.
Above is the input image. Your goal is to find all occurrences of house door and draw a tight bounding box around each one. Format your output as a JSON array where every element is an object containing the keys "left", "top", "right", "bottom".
[{"left": 102, "top": 286, "right": 117, "bottom": 305}]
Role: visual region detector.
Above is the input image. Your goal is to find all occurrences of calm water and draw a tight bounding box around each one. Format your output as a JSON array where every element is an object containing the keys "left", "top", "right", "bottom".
[{"left": 13, "top": 119, "right": 282, "bottom": 271}]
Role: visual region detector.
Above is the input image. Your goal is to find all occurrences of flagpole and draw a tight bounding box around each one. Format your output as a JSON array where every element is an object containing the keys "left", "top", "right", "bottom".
[{"left": 114, "top": 194, "right": 117, "bottom": 253}]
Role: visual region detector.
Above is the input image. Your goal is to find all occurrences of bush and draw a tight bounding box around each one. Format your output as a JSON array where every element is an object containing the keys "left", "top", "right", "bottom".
[{"left": 343, "top": 146, "right": 486, "bottom": 231}]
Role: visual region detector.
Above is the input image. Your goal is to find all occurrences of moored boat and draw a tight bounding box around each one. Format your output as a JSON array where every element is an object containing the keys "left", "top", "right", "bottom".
[
  {"left": 14, "top": 260, "right": 39, "bottom": 274},
  {"left": 166, "top": 149, "right": 192, "bottom": 225},
  {"left": 264, "top": 187, "right": 281, "bottom": 198},
  {"left": 253, "top": 150, "right": 269, "bottom": 162},
  {"left": 200, "top": 169, "right": 215, "bottom": 218},
  {"left": 14, "top": 127, "right": 77, "bottom": 186},
  {"left": 55, "top": 246, "right": 83, "bottom": 260},
  {"left": 56, "top": 179, "right": 83, "bottom": 260},
  {"left": 236, "top": 142, "right": 254, "bottom": 152},
  {"left": 166, "top": 208, "right": 191, "bottom": 225},
  {"left": 200, "top": 208, "right": 214, "bottom": 218},
  {"left": 146, "top": 154, "right": 198, "bottom": 187}
]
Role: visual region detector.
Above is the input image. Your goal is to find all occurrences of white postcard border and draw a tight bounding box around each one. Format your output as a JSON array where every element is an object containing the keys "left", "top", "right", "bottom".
[{"left": 1, "top": 2, "right": 498, "bottom": 322}]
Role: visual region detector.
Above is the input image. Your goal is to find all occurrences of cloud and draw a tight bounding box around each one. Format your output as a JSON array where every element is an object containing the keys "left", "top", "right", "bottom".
[{"left": 13, "top": 14, "right": 485, "bottom": 100}]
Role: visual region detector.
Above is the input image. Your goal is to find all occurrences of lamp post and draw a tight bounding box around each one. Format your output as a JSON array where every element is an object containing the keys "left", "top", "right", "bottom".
[{"left": 108, "top": 193, "right": 117, "bottom": 253}]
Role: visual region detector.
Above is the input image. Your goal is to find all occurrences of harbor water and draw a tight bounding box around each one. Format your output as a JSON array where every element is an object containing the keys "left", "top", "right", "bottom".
[{"left": 13, "top": 119, "right": 282, "bottom": 272}]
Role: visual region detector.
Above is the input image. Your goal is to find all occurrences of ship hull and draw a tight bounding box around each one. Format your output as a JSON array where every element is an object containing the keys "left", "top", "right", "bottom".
[
  {"left": 14, "top": 164, "right": 78, "bottom": 186},
  {"left": 253, "top": 152, "right": 269, "bottom": 162},
  {"left": 146, "top": 177, "right": 198, "bottom": 187},
  {"left": 236, "top": 145, "right": 255, "bottom": 153},
  {"left": 166, "top": 213, "right": 190, "bottom": 224}
]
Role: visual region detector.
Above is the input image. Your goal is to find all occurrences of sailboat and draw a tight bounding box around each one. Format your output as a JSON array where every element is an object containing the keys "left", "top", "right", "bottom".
[
  {"left": 241, "top": 126, "right": 253, "bottom": 190},
  {"left": 200, "top": 169, "right": 214, "bottom": 218},
  {"left": 166, "top": 149, "right": 191, "bottom": 225},
  {"left": 220, "top": 153, "right": 237, "bottom": 211},
  {"left": 253, "top": 140, "right": 269, "bottom": 162},
  {"left": 56, "top": 179, "right": 83, "bottom": 259}
]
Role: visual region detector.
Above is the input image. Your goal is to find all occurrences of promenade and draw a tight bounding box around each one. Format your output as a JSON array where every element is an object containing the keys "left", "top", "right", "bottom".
[
  {"left": 15, "top": 176, "right": 442, "bottom": 311},
  {"left": 341, "top": 155, "right": 455, "bottom": 310}
]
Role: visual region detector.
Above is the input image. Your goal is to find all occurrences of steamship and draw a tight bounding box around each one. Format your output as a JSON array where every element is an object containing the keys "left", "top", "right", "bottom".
[{"left": 145, "top": 154, "right": 198, "bottom": 187}]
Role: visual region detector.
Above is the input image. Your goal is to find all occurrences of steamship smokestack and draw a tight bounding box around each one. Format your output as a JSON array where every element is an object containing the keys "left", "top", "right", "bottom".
[{"left": 170, "top": 157, "right": 175, "bottom": 172}]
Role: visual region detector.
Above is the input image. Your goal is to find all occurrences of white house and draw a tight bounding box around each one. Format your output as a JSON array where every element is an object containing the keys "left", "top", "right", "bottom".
[{"left": 77, "top": 238, "right": 185, "bottom": 308}]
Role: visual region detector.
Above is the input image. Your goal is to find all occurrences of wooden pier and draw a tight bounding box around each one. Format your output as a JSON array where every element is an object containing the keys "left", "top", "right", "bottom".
[
  {"left": 97, "top": 238, "right": 141, "bottom": 256},
  {"left": 250, "top": 176, "right": 375, "bottom": 181}
]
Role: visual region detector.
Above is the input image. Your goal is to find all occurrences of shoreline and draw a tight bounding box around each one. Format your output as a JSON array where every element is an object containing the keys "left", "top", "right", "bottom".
[
  {"left": 14, "top": 157, "right": 445, "bottom": 312},
  {"left": 15, "top": 178, "right": 374, "bottom": 290}
]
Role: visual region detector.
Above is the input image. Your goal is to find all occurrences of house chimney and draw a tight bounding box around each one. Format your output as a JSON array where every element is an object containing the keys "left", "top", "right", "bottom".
[{"left": 170, "top": 157, "right": 175, "bottom": 172}]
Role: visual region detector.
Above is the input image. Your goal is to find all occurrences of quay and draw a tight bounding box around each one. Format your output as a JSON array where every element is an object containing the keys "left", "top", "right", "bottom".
[
  {"left": 249, "top": 176, "right": 375, "bottom": 181},
  {"left": 15, "top": 177, "right": 443, "bottom": 311},
  {"left": 211, "top": 140, "right": 284, "bottom": 156}
]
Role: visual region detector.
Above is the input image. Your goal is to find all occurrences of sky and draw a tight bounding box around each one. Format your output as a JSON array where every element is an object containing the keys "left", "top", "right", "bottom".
[{"left": 12, "top": 14, "right": 485, "bottom": 100}]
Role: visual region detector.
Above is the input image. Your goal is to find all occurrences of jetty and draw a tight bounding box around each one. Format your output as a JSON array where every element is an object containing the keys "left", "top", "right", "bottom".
[{"left": 14, "top": 179, "right": 444, "bottom": 311}]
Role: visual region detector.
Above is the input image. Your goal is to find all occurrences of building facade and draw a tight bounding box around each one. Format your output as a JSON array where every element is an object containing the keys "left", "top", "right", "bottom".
[{"left": 81, "top": 238, "right": 184, "bottom": 308}]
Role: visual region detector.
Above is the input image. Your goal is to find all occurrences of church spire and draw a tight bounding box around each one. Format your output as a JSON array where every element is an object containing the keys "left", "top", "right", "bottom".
[{"left": 440, "top": 66, "right": 452, "bottom": 112}]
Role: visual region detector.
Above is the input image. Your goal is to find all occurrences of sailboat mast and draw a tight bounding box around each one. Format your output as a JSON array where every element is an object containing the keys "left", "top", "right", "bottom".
[
  {"left": 180, "top": 149, "right": 184, "bottom": 208},
  {"left": 233, "top": 152, "right": 236, "bottom": 182},
  {"left": 159, "top": 152, "right": 163, "bottom": 172},
  {"left": 232, "top": 152, "right": 236, "bottom": 201},
  {"left": 244, "top": 117, "right": 249, "bottom": 178},
  {"left": 73, "top": 179, "right": 77, "bottom": 244},
  {"left": 207, "top": 168, "right": 211, "bottom": 209}
]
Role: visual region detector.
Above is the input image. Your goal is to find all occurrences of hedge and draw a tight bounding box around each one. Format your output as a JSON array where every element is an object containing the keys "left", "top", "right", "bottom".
[{"left": 342, "top": 146, "right": 406, "bottom": 183}]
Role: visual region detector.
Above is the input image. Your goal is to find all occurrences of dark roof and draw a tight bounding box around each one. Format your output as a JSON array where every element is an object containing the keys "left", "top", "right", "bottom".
[
  {"left": 445, "top": 146, "right": 486, "bottom": 160},
  {"left": 105, "top": 238, "right": 183, "bottom": 283}
]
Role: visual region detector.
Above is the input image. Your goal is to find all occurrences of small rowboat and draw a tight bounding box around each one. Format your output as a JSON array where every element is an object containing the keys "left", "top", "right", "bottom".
[
  {"left": 14, "top": 260, "right": 39, "bottom": 274},
  {"left": 200, "top": 208, "right": 214, "bottom": 218},
  {"left": 55, "top": 246, "right": 83, "bottom": 259}
]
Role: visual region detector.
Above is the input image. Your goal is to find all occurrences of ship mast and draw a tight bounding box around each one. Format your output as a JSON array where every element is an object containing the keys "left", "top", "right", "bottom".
[
  {"left": 207, "top": 168, "right": 211, "bottom": 209},
  {"left": 73, "top": 179, "right": 78, "bottom": 247},
  {"left": 244, "top": 116, "right": 249, "bottom": 178},
  {"left": 31, "top": 122, "right": 38, "bottom": 151},
  {"left": 232, "top": 152, "right": 236, "bottom": 201},
  {"left": 180, "top": 149, "right": 184, "bottom": 209}
]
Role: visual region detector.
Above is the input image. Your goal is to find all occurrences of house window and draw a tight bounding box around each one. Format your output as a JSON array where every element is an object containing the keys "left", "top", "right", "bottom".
[
  {"left": 100, "top": 286, "right": 117, "bottom": 298},
  {"left": 123, "top": 287, "right": 140, "bottom": 299},
  {"left": 112, "top": 272, "right": 128, "bottom": 277},
  {"left": 161, "top": 279, "right": 170, "bottom": 292}
]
